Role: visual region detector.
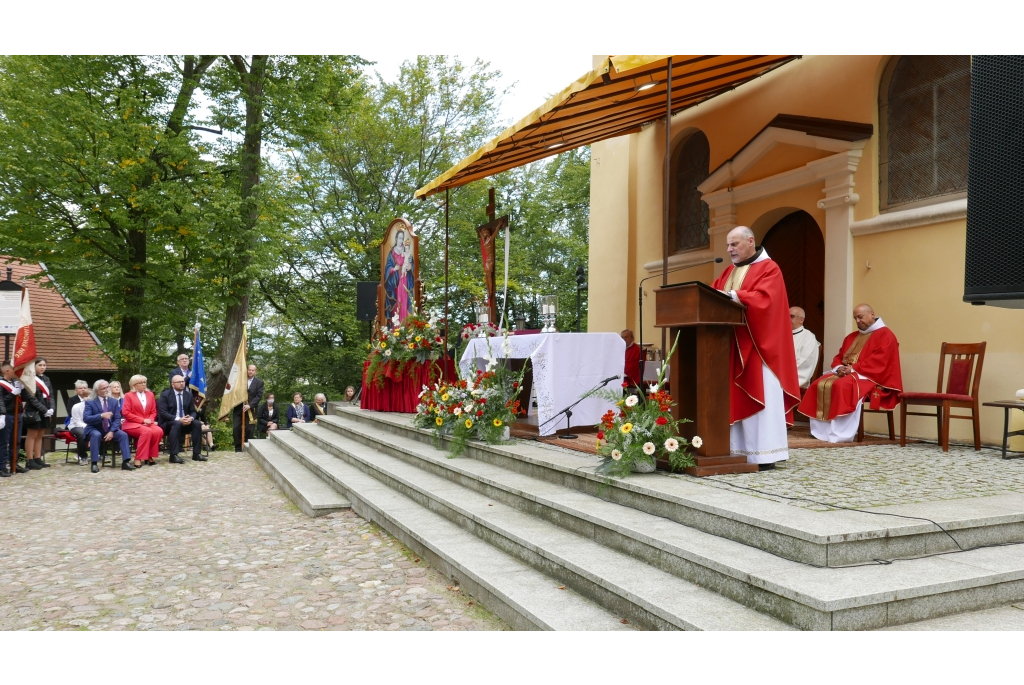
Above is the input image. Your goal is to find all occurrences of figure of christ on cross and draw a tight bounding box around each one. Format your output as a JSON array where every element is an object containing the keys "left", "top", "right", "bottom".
[{"left": 475, "top": 188, "right": 509, "bottom": 324}]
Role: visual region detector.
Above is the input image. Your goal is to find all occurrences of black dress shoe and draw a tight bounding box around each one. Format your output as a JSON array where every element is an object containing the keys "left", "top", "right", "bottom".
[
  {"left": 15, "top": 464, "right": 27, "bottom": 474},
  {"left": 91, "top": 463, "right": 99, "bottom": 473},
  {"left": 39, "top": 459, "right": 51, "bottom": 468},
  {"left": 192, "top": 454, "right": 208, "bottom": 462},
  {"left": 121, "top": 461, "right": 136, "bottom": 471},
  {"left": 758, "top": 463, "right": 776, "bottom": 471},
  {"left": 145, "top": 459, "right": 156, "bottom": 466},
  {"left": 234, "top": 448, "right": 243, "bottom": 453},
  {"left": 0, "top": 468, "right": 10, "bottom": 478},
  {"left": 169, "top": 455, "right": 185, "bottom": 464},
  {"left": 27, "top": 459, "right": 42, "bottom": 470}
]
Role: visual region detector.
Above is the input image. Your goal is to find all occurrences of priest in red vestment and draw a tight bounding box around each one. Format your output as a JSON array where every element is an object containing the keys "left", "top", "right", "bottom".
[
  {"left": 621, "top": 329, "right": 643, "bottom": 391},
  {"left": 712, "top": 227, "right": 801, "bottom": 469},
  {"left": 797, "top": 304, "right": 902, "bottom": 442}
]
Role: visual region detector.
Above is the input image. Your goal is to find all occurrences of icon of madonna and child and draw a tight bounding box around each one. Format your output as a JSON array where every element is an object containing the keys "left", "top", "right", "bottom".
[{"left": 382, "top": 223, "right": 416, "bottom": 327}]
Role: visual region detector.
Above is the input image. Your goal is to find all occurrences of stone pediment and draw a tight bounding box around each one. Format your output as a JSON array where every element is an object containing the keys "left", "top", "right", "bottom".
[{"left": 697, "top": 114, "right": 873, "bottom": 206}]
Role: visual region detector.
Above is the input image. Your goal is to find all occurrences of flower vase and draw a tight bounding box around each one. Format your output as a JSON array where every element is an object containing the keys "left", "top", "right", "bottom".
[
  {"left": 631, "top": 455, "right": 656, "bottom": 473},
  {"left": 501, "top": 426, "right": 511, "bottom": 441}
]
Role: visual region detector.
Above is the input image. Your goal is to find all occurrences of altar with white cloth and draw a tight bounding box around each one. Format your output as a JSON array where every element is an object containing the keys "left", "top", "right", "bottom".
[{"left": 460, "top": 332, "right": 624, "bottom": 437}]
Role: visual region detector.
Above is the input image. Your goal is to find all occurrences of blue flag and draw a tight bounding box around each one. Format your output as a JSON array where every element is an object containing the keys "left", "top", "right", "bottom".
[{"left": 190, "top": 329, "right": 208, "bottom": 407}]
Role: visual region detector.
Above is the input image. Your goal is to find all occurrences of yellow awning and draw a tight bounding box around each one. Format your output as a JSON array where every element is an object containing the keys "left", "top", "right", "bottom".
[{"left": 415, "top": 55, "right": 799, "bottom": 199}]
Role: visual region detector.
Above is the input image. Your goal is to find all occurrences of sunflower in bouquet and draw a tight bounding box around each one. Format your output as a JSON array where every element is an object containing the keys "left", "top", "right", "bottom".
[
  {"left": 592, "top": 333, "right": 697, "bottom": 477},
  {"left": 414, "top": 336, "right": 525, "bottom": 455}
]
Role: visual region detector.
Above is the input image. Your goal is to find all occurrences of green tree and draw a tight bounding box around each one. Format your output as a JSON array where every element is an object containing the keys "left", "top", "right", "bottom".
[
  {"left": 0, "top": 55, "right": 230, "bottom": 382},
  {"left": 199, "top": 55, "right": 364, "bottom": 399},
  {"left": 256, "top": 57, "right": 590, "bottom": 397}
]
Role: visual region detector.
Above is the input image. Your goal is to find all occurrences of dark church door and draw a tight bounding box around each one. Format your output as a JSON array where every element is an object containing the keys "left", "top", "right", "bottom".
[{"left": 761, "top": 210, "right": 825, "bottom": 344}]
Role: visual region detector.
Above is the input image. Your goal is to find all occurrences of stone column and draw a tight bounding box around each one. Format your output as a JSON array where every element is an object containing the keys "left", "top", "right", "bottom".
[{"left": 817, "top": 150, "right": 862, "bottom": 358}]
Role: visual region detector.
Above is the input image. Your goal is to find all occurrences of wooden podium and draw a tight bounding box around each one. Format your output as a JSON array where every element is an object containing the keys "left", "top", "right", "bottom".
[{"left": 654, "top": 281, "right": 759, "bottom": 476}]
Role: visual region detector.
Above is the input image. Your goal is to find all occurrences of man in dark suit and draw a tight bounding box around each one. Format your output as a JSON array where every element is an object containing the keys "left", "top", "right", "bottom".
[
  {"left": 169, "top": 353, "right": 191, "bottom": 386},
  {"left": 158, "top": 374, "right": 205, "bottom": 463},
  {"left": 83, "top": 379, "right": 135, "bottom": 473},
  {"left": 233, "top": 364, "right": 264, "bottom": 452}
]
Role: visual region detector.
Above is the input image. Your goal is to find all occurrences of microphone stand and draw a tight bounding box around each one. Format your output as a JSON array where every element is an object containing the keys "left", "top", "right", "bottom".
[{"left": 539, "top": 375, "right": 620, "bottom": 440}]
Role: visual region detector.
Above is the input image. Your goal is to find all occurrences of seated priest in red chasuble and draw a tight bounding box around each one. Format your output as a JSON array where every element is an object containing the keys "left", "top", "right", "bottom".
[
  {"left": 712, "top": 227, "right": 801, "bottom": 469},
  {"left": 798, "top": 304, "right": 903, "bottom": 443}
]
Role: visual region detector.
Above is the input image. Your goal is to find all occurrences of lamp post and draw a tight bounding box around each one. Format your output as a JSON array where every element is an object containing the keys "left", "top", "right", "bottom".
[{"left": 575, "top": 265, "right": 587, "bottom": 333}]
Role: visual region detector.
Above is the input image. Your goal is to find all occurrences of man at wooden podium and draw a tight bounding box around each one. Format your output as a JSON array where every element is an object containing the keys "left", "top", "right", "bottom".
[{"left": 711, "top": 227, "right": 801, "bottom": 469}]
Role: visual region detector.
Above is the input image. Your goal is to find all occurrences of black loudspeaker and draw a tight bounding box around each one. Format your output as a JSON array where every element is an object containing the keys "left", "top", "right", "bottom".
[
  {"left": 356, "top": 281, "right": 378, "bottom": 321},
  {"left": 964, "top": 56, "right": 1024, "bottom": 308}
]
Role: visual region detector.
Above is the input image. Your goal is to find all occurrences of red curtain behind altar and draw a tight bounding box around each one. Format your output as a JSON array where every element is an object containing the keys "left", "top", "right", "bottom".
[{"left": 361, "top": 359, "right": 458, "bottom": 413}]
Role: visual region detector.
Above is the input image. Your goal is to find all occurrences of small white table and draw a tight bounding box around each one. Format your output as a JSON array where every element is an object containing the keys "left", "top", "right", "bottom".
[{"left": 460, "top": 332, "right": 624, "bottom": 437}]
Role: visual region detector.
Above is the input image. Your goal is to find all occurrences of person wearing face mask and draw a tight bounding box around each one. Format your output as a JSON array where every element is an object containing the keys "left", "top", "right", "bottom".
[{"left": 256, "top": 393, "right": 280, "bottom": 437}]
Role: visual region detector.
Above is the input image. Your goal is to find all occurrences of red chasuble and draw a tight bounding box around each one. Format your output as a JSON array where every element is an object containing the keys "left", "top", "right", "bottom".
[
  {"left": 624, "top": 343, "right": 642, "bottom": 389},
  {"left": 797, "top": 325, "right": 903, "bottom": 421},
  {"left": 711, "top": 256, "right": 801, "bottom": 424}
]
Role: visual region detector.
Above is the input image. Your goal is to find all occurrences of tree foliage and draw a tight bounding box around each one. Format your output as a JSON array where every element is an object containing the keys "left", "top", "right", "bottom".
[{"left": 0, "top": 54, "right": 591, "bottom": 408}]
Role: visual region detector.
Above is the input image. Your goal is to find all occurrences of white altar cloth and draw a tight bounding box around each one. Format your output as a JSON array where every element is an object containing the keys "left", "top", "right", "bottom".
[{"left": 460, "top": 332, "right": 624, "bottom": 437}]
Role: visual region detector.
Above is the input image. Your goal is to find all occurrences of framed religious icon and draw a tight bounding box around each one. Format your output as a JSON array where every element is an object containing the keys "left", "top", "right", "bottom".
[{"left": 377, "top": 217, "right": 422, "bottom": 331}]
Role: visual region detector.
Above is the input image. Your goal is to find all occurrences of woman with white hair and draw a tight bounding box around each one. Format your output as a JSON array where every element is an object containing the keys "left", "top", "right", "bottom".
[
  {"left": 120, "top": 374, "right": 163, "bottom": 467},
  {"left": 310, "top": 393, "right": 328, "bottom": 423}
]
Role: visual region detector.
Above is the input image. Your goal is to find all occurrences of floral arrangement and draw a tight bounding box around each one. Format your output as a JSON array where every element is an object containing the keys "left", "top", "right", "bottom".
[
  {"left": 365, "top": 314, "right": 446, "bottom": 388},
  {"left": 592, "top": 335, "right": 697, "bottom": 477},
  {"left": 460, "top": 322, "right": 504, "bottom": 340},
  {"left": 413, "top": 338, "right": 525, "bottom": 456}
]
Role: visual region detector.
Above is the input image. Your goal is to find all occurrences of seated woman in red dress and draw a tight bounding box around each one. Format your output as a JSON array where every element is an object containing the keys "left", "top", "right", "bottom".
[{"left": 121, "top": 374, "right": 164, "bottom": 467}]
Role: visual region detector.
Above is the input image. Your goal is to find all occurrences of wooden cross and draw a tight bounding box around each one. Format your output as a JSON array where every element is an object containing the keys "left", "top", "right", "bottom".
[{"left": 475, "top": 187, "right": 509, "bottom": 324}]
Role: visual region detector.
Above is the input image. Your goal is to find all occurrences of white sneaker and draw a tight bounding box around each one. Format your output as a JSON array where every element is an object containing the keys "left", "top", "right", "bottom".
[{"left": 78, "top": 457, "right": 88, "bottom": 466}]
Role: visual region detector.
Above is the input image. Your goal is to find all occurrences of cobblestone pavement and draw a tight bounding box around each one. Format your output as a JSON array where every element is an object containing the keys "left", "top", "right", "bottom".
[
  {"left": 0, "top": 452, "right": 507, "bottom": 631},
  {"left": 681, "top": 443, "right": 1024, "bottom": 510}
]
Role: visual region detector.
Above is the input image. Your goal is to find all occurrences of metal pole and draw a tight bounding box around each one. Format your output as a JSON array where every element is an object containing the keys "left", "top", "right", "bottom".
[
  {"left": 661, "top": 57, "right": 673, "bottom": 359},
  {"left": 3, "top": 267, "right": 11, "bottom": 363},
  {"left": 444, "top": 188, "right": 450, "bottom": 358}
]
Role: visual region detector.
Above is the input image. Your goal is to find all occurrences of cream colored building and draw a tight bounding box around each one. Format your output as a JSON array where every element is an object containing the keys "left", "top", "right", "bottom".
[{"left": 588, "top": 55, "right": 1024, "bottom": 446}]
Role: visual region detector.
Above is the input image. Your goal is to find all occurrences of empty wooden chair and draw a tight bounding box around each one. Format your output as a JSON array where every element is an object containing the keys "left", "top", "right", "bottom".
[{"left": 900, "top": 342, "right": 986, "bottom": 451}]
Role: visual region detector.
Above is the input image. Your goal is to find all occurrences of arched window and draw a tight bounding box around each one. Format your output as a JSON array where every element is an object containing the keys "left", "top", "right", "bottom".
[
  {"left": 669, "top": 130, "right": 711, "bottom": 252},
  {"left": 879, "top": 55, "right": 971, "bottom": 210}
]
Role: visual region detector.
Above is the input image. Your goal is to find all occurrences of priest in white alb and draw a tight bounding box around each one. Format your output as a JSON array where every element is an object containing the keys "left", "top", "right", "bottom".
[
  {"left": 712, "top": 227, "right": 802, "bottom": 470},
  {"left": 790, "top": 306, "right": 819, "bottom": 389}
]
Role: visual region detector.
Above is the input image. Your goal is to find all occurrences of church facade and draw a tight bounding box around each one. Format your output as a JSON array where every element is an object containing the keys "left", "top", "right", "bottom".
[{"left": 588, "top": 55, "right": 1024, "bottom": 445}]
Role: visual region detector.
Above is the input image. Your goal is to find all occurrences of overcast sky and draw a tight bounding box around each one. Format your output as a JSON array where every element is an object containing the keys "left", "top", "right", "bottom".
[{"left": 360, "top": 53, "right": 592, "bottom": 128}]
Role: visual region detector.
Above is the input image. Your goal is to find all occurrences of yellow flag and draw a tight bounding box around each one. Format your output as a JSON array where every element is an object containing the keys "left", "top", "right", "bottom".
[{"left": 218, "top": 325, "right": 248, "bottom": 420}]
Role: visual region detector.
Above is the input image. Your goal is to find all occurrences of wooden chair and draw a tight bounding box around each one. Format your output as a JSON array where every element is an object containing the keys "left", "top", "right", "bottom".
[
  {"left": 857, "top": 396, "right": 896, "bottom": 442},
  {"left": 900, "top": 342, "right": 986, "bottom": 451}
]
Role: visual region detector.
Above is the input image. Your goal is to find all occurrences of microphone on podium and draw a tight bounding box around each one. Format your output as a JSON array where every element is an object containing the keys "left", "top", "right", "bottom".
[{"left": 714, "top": 257, "right": 724, "bottom": 263}]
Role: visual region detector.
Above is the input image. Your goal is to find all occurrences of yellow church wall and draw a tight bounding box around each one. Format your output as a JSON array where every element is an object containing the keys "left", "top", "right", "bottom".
[
  {"left": 594, "top": 56, "right": 888, "bottom": 335},
  {"left": 588, "top": 134, "right": 636, "bottom": 335},
  {"left": 588, "top": 54, "right": 1023, "bottom": 449},
  {"left": 853, "top": 220, "right": 1024, "bottom": 446}
]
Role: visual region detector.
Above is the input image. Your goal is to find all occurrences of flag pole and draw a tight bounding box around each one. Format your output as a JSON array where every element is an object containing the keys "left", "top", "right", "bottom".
[
  {"left": 241, "top": 320, "right": 248, "bottom": 452},
  {"left": 193, "top": 316, "right": 202, "bottom": 409}
]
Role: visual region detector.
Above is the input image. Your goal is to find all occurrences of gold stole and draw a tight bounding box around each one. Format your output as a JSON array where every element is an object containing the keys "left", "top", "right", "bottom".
[
  {"left": 816, "top": 331, "right": 874, "bottom": 421},
  {"left": 722, "top": 264, "right": 751, "bottom": 293}
]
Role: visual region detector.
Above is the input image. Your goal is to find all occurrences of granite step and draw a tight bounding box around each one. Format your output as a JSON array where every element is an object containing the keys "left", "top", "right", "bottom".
[
  {"left": 265, "top": 430, "right": 634, "bottom": 631},
  {"left": 247, "top": 438, "right": 350, "bottom": 517},
  {"left": 274, "top": 427, "right": 791, "bottom": 631},
  {"left": 329, "top": 405, "right": 1024, "bottom": 568},
  {"left": 306, "top": 410, "right": 1024, "bottom": 630}
]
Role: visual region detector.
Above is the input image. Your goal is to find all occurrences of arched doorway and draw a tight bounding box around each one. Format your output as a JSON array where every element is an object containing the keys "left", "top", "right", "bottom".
[{"left": 761, "top": 210, "right": 825, "bottom": 344}]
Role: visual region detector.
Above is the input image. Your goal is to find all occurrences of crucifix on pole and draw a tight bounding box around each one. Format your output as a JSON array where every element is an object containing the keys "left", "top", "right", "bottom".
[{"left": 475, "top": 188, "right": 510, "bottom": 325}]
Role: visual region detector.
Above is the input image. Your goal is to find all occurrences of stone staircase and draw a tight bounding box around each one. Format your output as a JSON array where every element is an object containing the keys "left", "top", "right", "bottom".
[{"left": 247, "top": 405, "right": 1024, "bottom": 630}]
